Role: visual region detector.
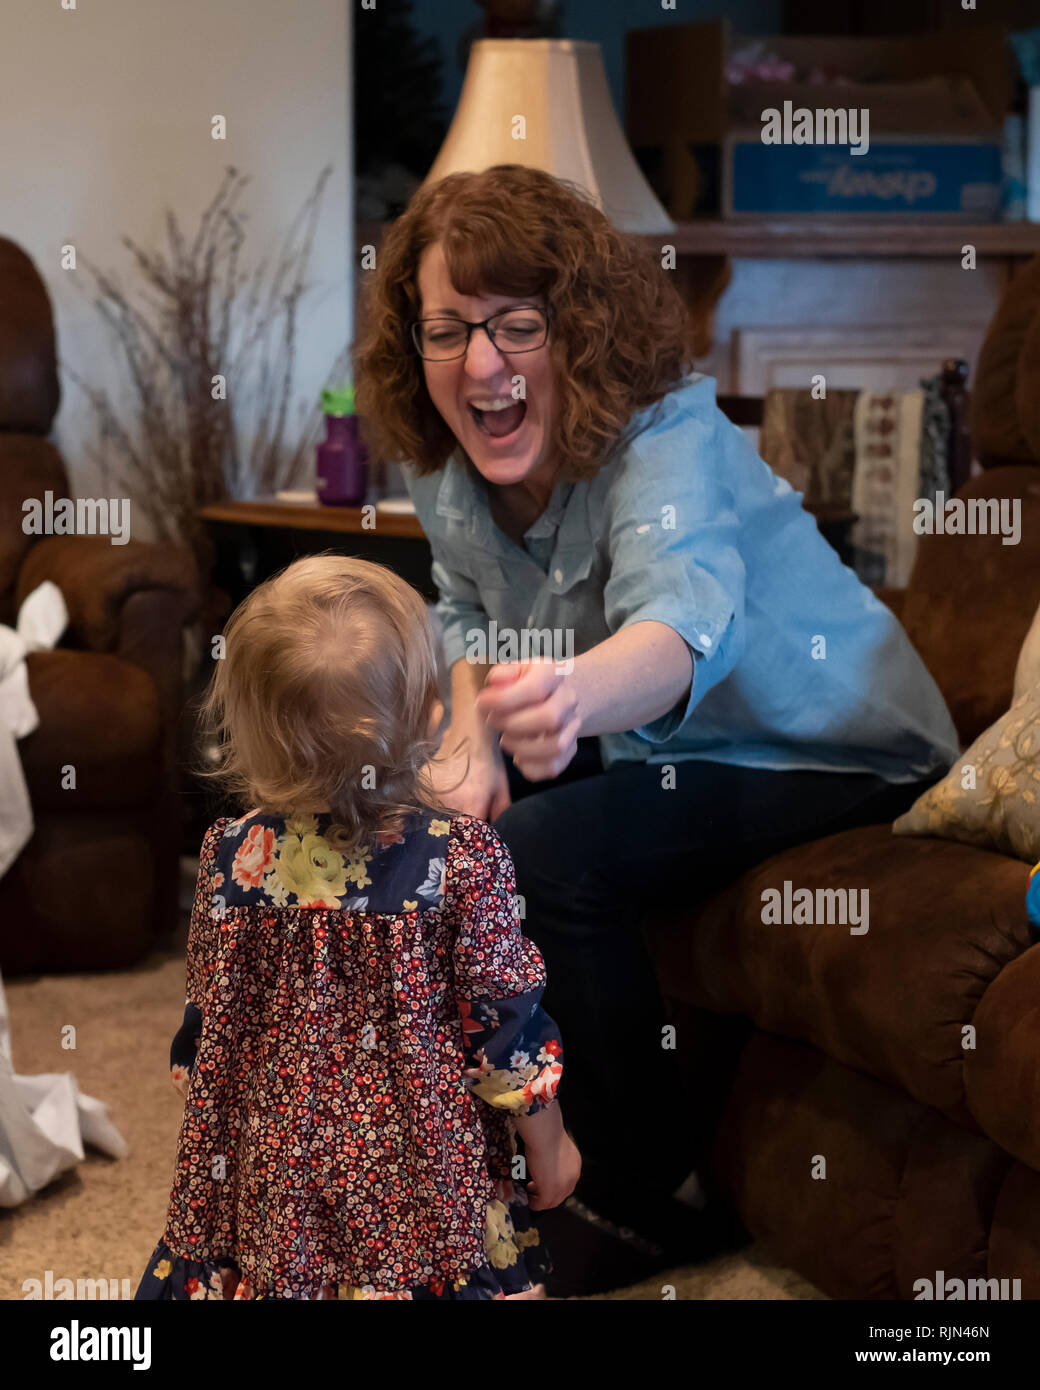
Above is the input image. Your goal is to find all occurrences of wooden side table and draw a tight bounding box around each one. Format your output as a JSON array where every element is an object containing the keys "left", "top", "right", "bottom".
[{"left": 198, "top": 498, "right": 436, "bottom": 608}]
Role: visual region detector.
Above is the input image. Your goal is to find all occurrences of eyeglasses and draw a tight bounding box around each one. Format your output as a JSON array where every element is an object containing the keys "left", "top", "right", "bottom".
[{"left": 410, "top": 305, "right": 550, "bottom": 361}]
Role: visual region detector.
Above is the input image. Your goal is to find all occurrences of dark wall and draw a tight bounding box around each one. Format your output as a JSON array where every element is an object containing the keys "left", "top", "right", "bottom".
[
  {"left": 783, "top": 0, "right": 1040, "bottom": 32},
  {"left": 412, "top": 0, "right": 784, "bottom": 122}
]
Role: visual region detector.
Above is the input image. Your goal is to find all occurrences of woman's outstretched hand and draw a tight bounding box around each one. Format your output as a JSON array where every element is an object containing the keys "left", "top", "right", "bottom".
[{"left": 475, "top": 659, "right": 583, "bottom": 782}]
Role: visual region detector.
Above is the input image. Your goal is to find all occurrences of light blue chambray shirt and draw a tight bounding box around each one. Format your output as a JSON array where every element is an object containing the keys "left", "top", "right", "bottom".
[{"left": 402, "top": 371, "right": 960, "bottom": 782}]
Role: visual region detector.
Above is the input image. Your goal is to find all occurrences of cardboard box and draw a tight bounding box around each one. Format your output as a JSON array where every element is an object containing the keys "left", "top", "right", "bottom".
[{"left": 626, "top": 21, "right": 1012, "bottom": 219}]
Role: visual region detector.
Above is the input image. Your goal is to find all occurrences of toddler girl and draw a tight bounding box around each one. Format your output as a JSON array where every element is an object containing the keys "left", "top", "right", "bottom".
[{"left": 134, "top": 554, "right": 580, "bottom": 1300}]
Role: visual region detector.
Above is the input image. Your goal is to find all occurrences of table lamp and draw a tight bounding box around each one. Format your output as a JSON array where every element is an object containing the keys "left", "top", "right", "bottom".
[{"left": 423, "top": 38, "right": 675, "bottom": 234}]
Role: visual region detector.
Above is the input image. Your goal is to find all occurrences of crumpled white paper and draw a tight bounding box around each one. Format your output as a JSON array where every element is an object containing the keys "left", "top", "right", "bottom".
[
  {"left": 0, "top": 579, "right": 68, "bottom": 880},
  {"left": 0, "top": 579, "right": 130, "bottom": 1205},
  {"left": 0, "top": 968, "right": 130, "bottom": 1207}
]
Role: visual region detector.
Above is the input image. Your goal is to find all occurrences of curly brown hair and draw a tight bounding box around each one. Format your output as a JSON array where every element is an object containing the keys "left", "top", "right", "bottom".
[{"left": 353, "top": 164, "right": 697, "bottom": 482}]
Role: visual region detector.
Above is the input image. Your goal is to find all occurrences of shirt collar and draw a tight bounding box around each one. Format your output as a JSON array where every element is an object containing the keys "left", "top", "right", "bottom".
[
  {"left": 526, "top": 478, "right": 574, "bottom": 540},
  {"left": 435, "top": 450, "right": 575, "bottom": 549}
]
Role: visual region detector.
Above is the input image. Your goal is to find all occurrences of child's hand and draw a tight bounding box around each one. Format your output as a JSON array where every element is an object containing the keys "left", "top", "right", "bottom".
[{"left": 525, "top": 1129, "right": 582, "bottom": 1211}]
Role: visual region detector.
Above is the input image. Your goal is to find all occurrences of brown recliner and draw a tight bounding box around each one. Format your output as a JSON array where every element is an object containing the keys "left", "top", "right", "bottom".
[
  {"left": 0, "top": 236, "right": 198, "bottom": 974},
  {"left": 646, "top": 256, "right": 1040, "bottom": 1299}
]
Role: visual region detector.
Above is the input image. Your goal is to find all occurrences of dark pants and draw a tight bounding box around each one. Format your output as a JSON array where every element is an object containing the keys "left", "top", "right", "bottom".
[{"left": 493, "top": 738, "right": 941, "bottom": 1208}]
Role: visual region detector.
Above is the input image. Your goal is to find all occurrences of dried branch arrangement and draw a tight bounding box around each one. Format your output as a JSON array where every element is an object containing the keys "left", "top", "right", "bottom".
[{"left": 65, "top": 164, "right": 351, "bottom": 568}]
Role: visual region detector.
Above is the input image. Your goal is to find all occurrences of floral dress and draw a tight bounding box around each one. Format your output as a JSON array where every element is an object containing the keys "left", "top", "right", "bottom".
[{"left": 135, "top": 807, "right": 562, "bottom": 1300}]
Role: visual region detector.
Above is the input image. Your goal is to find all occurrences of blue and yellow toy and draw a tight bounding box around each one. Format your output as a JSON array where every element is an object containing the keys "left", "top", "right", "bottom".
[{"left": 1028, "top": 860, "right": 1040, "bottom": 930}]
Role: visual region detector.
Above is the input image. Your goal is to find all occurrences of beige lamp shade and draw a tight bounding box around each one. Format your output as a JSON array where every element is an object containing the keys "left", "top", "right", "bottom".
[{"left": 424, "top": 39, "right": 675, "bottom": 235}]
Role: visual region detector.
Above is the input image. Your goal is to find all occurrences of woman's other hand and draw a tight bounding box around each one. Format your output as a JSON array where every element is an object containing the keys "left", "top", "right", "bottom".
[
  {"left": 475, "top": 659, "right": 582, "bottom": 782},
  {"left": 426, "top": 725, "right": 512, "bottom": 821}
]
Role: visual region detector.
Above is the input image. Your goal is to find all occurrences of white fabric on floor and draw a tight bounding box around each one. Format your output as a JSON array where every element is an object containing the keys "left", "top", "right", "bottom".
[
  {"left": 0, "top": 578, "right": 129, "bottom": 1206},
  {"left": 0, "top": 967, "right": 129, "bottom": 1207},
  {"left": 0, "top": 579, "right": 68, "bottom": 880}
]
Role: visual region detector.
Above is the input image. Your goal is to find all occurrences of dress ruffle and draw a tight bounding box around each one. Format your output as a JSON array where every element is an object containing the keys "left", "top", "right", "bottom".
[{"left": 136, "top": 1184, "right": 550, "bottom": 1301}]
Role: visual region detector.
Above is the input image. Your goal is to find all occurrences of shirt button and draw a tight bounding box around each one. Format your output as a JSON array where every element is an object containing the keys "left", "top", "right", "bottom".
[
  {"left": 700, "top": 633, "right": 712, "bottom": 648},
  {"left": 553, "top": 568, "right": 563, "bottom": 584}
]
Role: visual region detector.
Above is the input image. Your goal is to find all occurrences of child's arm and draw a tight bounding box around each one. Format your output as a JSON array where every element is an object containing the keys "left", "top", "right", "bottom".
[
  {"left": 448, "top": 816, "right": 580, "bottom": 1209},
  {"left": 171, "top": 819, "right": 228, "bottom": 1100},
  {"left": 513, "top": 1098, "right": 582, "bottom": 1211},
  {"left": 170, "top": 1002, "right": 203, "bottom": 1101}
]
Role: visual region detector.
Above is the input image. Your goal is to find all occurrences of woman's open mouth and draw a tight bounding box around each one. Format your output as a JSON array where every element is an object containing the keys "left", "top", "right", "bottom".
[{"left": 468, "top": 399, "right": 527, "bottom": 441}]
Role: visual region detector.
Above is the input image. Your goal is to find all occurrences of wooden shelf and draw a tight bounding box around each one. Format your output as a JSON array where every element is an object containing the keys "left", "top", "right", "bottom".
[
  {"left": 357, "top": 217, "right": 1040, "bottom": 260},
  {"left": 200, "top": 493, "right": 846, "bottom": 539},
  {"left": 663, "top": 219, "right": 1040, "bottom": 259},
  {"left": 199, "top": 498, "right": 425, "bottom": 539}
]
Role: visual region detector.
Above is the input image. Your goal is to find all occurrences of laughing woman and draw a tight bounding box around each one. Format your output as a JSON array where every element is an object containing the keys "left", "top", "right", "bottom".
[{"left": 353, "top": 164, "right": 959, "bottom": 1260}]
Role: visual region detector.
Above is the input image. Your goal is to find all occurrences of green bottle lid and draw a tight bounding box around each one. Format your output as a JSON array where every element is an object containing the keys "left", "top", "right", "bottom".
[{"left": 322, "top": 384, "right": 356, "bottom": 415}]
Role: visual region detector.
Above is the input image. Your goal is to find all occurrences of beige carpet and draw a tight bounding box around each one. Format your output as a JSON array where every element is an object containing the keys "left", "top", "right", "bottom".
[{"left": 0, "top": 868, "right": 825, "bottom": 1302}]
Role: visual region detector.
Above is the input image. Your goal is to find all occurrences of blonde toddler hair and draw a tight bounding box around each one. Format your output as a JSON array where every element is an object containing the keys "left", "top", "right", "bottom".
[{"left": 198, "top": 553, "right": 456, "bottom": 856}]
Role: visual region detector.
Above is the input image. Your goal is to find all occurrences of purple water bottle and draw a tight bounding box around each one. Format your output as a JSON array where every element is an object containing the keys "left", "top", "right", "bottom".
[{"left": 316, "top": 385, "right": 369, "bottom": 506}]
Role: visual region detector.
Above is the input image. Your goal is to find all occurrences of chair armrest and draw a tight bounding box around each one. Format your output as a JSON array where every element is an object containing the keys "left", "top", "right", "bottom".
[
  {"left": 874, "top": 586, "right": 907, "bottom": 623},
  {"left": 15, "top": 535, "right": 199, "bottom": 654}
]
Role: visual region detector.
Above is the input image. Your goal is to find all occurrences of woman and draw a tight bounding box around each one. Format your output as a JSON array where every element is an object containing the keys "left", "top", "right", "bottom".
[{"left": 354, "top": 163, "right": 959, "bottom": 1262}]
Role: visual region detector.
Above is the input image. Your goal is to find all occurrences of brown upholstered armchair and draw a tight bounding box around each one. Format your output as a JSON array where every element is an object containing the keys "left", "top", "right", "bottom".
[
  {"left": 646, "top": 255, "right": 1040, "bottom": 1299},
  {"left": 0, "top": 236, "right": 199, "bottom": 975}
]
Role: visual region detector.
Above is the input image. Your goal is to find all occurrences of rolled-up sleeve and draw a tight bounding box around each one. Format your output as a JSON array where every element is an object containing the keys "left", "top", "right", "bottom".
[{"left": 603, "top": 415, "right": 747, "bottom": 743}]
